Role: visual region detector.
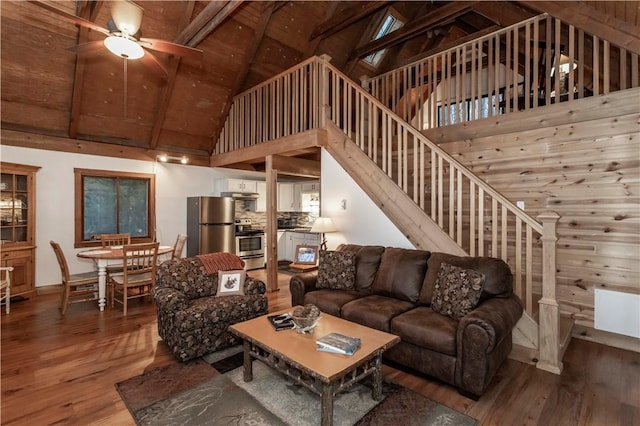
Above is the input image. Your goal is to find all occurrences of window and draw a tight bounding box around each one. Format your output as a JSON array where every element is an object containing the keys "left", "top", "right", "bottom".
[
  {"left": 74, "top": 169, "right": 155, "bottom": 247},
  {"left": 362, "top": 12, "right": 404, "bottom": 68},
  {"left": 437, "top": 93, "right": 504, "bottom": 126}
]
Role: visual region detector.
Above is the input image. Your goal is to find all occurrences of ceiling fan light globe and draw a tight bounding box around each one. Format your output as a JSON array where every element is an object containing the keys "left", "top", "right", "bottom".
[{"left": 104, "top": 36, "right": 144, "bottom": 60}]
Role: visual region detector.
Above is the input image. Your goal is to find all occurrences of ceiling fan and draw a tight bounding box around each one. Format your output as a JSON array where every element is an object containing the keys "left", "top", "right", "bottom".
[{"left": 32, "top": 0, "right": 203, "bottom": 78}]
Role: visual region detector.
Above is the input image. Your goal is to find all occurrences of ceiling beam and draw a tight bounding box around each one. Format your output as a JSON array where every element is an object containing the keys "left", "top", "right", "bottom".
[
  {"left": 1, "top": 129, "right": 212, "bottom": 167},
  {"left": 68, "top": 1, "right": 103, "bottom": 139},
  {"left": 149, "top": 1, "right": 196, "bottom": 150},
  {"left": 260, "top": 155, "right": 320, "bottom": 178},
  {"left": 179, "top": 1, "right": 244, "bottom": 47},
  {"left": 348, "top": 1, "right": 477, "bottom": 61},
  {"left": 210, "top": 129, "right": 325, "bottom": 167},
  {"left": 518, "top": 1, "right": 640, "bottom": 55},
  {"left": 303, "top": 1, "right": 340, "bottom": 59},
  {"left": 309, "top": 1, "right": 393, "bottom": 41},
  {"left": 209, "top": 2, "right": 276, "bottom": 155}
]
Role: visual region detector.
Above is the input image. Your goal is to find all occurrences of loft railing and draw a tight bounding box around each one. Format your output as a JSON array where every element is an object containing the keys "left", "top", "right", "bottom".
[
  {"left": 363, "top": 14, "right": 640, "bottom": 131},
  {"left": 215, "top": 54, "right": 562, "bottom": 373}
]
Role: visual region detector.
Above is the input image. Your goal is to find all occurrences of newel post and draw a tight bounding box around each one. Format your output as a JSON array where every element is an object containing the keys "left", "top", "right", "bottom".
[
  {"left": 318, "top": 54, "right": 332, "bottom": 129},
  {"left": 536, "top": 210, "right": 562, "bottom": 374}
]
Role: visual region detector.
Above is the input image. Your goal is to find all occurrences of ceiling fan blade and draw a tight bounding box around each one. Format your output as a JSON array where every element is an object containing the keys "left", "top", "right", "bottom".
[
  {"left": 30, "top": 1, "right": 110, "bottom": 36},
  {"left": 140, "top": 50, "right": 169, "bottom": 80},
  {"left": 110, "top": 0, "right": 143, "bottom": 36},
  {"left": 66, "top": 40, "right": 107, "bottom": 56},
  {"left": 139, "top": 38, "right": 203, "bottom": 61}
]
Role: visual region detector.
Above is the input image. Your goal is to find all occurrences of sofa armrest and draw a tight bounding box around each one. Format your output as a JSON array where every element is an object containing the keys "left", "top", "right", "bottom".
[
  {"left": 458, "top": 296, "right": 523, "bottom": 352},
  {"left": 290, "top": 271, "right": 319, "bottom": 306},
  {"left": 455, "top": 295, "right": 523, "bottom": 397},
  {"left": 244, "top": 276, "right": 267, "bottom": 295},
  {"left": 151, "top": 286, "right": 189, "bottom": 313}
]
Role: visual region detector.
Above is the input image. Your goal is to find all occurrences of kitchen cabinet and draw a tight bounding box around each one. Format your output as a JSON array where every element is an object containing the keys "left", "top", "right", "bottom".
[
  {"left": 218, "top": 178, "right": 258, "bottom": 193},
  {"left": 277, "top": 231, "right": 287, "bottom": 260},
  {"left": 278, "top": 183, "right": 301, "bottom": 212},
  {"left": 1, "top": 162, "right": 40, "bottom": 299},
  {"left": 256, "top": 181, "right": 267, "bottom": 212},
  {"left": 282, "top": 231, "right": 320, "bottom": 261},
  {"left": 300, "top": 181, "right": 320, "bottom": 192}
]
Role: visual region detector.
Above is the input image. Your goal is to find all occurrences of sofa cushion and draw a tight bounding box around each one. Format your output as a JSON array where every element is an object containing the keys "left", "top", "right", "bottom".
[
  {"left": 341, "top": 295, "right": 415, "bottom": 332},
  {"left": 156, "top": 257, "right": 218, "bottom": 299},
  {"left": 303, "top": 289, "right": 366, "bottom": 317},
  {"left": 216, "top": 269, "right": 246, "bottom": 296},
  {"left": 431, "top": 262, "right": 485, "bottom": 320},
  {"left": 420, "top": 253, "right": 513, "bottom": 305},
  {"left": 337, "top": 244, "right": 385, "bottom": 292},
  {"left": 370, "top": 247, "right": 430, "bottom": 302},
  {"left": 390, "top": 307, "right": 458, "bottom": 356},
  {"left": 316, "top": 250, "right": 356, "bottom": 290}
]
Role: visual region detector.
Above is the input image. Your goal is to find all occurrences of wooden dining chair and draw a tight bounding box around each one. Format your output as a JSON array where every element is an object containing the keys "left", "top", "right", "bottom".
[
  {"left": 100, "top": 233, "right": 131, "bottom": 279},
  {"left": 172, "top": 234, "right": 188, "bottom": 260},
  {"left": 109, "top": 242, "right": 159, "bottom": 316},
  {"left": 100, "top": 233, "right": 131, "bottom": 248},
  {"left": 50, "top": 241, "right": 99, "bottom": 315},
  {"left": 0, "top": 266, "right": 14, "bottom": 314}
]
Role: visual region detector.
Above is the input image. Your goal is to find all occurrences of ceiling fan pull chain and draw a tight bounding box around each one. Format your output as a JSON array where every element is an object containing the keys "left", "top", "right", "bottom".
[{"left": 123, "top": 58, "right": 128, "bottom": 118}]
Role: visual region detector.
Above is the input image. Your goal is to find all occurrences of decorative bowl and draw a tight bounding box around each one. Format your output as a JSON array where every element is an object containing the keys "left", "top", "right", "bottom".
[{"left": 291, "top": 304, "right": 321, "bottom": 333}]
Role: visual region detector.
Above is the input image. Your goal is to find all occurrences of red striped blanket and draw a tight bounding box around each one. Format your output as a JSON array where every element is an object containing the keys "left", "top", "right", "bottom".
[{"left": 196, "top": 253, "right": 245, "bottom": 275}]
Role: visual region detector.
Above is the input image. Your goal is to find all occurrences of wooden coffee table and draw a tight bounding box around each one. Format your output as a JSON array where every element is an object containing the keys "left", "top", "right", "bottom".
[{"left": 229, "top": 307, "right": 400, "bottom": 426}]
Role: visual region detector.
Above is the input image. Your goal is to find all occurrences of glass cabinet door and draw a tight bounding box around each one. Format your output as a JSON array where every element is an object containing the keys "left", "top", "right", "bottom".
[{"left": 1, "top": 172, "right": 29, "bottom": 244}]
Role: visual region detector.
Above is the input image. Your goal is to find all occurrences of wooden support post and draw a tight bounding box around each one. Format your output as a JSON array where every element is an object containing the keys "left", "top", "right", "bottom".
[
  {"left": 536, "top": 210, "right": 562, "bottom": 374},
  {"left": 265, "top": 155, "right": 279, "bottom": 292}
]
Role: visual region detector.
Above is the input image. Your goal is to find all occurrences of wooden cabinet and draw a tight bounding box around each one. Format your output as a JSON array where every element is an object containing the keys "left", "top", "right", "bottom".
[
  {"left": 1, "top": 162, "right": 40, "bottom": 299},
  {"left": 300, "top": 181, "right": 320, "bottom": 192},
  {"left": 278, "top": 183, "right": 300, "bottom": 212},
  {"left": 256, "top": 181, "right": 267, "bottom": 212},
  {"left": 219, "top": 178, "right": 258, "bottom": 193}
]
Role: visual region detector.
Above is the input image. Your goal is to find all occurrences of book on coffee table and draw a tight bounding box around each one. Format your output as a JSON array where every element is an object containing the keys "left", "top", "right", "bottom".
[
  {"left": 316, "top": 332, "right": 361, "bottom": 355},
  {"left": 267, "top": 314, "right": 295, "bottom": 331}
]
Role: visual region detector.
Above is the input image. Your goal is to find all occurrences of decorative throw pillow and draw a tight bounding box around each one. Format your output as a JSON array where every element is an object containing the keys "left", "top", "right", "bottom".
[
  {"left": 216, "top": 269, "right": 246, "bottom": 296},
  {"left": 431, "top": 262, "right": 485, "bottom": 320},
  {"left": 316, "top": 251, "right": 357, "bottom": 290}
]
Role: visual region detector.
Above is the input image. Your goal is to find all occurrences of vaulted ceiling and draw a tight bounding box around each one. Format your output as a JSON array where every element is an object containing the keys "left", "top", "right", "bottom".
[{"left": 1, "top": 1, "right": 638, "bottom": 166}]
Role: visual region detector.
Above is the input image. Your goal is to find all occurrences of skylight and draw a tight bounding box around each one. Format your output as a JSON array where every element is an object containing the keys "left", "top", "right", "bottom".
[{"left": 362, "top": 13, "right": 404, "bottom": 68}]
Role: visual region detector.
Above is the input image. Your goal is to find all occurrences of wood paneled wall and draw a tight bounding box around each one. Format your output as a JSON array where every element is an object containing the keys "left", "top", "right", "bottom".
[{"left": 430, "top": 88, "right": 640, "bottom": 331}]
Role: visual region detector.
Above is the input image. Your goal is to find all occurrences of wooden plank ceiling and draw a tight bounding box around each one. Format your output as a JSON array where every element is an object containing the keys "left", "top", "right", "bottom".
[{"left": 1, "top": 1, "right": 636, "bottom": 169}]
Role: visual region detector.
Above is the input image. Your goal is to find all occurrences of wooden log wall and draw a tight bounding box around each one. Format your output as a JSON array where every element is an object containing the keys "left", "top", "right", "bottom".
[{"left": 433, "top": 89, "right": 640, "bottom": 330}]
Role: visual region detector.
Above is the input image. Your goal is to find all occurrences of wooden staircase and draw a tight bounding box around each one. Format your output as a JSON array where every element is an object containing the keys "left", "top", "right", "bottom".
[{"left": 214, "top": 12, "right": 639, "bottom": 374}]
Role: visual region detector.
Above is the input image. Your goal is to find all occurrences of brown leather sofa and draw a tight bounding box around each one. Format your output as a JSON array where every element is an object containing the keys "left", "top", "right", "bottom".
[{"left": 290, "top": 244, "right": 523, "bottom": 398}]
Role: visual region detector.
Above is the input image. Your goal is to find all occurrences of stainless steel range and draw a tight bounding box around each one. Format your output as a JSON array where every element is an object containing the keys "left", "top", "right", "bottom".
[{"left": 234, "top": 218, "right": 265, "bottom": 270}]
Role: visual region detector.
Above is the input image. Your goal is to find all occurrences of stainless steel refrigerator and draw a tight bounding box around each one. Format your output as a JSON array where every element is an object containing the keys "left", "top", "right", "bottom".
[{"left": 186, "top": 196, "right": 235, "bottom": 257}]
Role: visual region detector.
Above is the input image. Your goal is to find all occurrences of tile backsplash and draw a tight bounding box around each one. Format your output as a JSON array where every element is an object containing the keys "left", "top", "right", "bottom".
[{"left": 234, "top": 200, "right": 317, "bottom": 230}]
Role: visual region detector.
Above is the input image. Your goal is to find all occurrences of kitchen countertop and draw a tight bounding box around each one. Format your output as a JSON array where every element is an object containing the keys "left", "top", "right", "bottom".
[{"left": 276, "top": 227, "right": 317, "bottom": 233}]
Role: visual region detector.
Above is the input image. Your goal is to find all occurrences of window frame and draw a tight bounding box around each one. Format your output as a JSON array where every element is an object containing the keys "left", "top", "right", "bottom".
[
  {"left": 360, "top": 8, "right": 405, "bottom": 69},
  {"left": 74, "top": 168, "right": 156, "bottom": 248}
]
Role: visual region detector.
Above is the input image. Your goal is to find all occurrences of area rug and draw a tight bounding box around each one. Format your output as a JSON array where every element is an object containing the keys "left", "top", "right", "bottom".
[{"left": 116, "top": 354, "right": 477, "bottom": 426}]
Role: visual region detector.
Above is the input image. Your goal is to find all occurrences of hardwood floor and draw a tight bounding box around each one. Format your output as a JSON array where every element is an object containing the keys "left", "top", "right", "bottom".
[{"left": 1, "top": 269, "right": 638, "bottom": 425}]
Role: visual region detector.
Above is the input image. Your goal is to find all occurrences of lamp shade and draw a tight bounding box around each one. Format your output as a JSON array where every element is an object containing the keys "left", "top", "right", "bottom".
[
  {"left": 104, "top": 36, "right": 144, "bottom": 59},
  {"left": 310, "top": 217, "right": 337, "bottom": 233}
]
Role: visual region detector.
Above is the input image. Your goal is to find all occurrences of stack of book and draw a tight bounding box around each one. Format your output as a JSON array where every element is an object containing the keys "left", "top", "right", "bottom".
[
  {"left": 316, "top": 332, "right": 361, "bottom": 355},
  {"left": 267, "top": 313, "right": 295, "bottom": 331}
]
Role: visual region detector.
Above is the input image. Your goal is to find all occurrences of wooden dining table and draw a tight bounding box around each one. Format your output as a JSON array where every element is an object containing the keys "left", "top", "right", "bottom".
[{"left": 77, "top": 245, "right": 173, "bottom": 311}]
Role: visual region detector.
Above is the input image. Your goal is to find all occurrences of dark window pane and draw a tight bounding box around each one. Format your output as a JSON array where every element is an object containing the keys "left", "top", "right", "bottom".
[
  {"left": 83, "top": 177, "right": 117, "bottom": 240},
  {"left": 119, "top": 179, "right": 148, "bottom": 237}
]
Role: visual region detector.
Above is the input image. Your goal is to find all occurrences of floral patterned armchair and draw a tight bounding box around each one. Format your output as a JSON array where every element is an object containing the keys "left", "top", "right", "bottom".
[{"left": 151, "top": 256, "right": 268, "bottom": 362}]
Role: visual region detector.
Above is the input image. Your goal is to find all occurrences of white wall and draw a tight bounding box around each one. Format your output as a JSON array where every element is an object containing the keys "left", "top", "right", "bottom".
[
  {"left": 319, "top": 149, "right": 413, "bottom": 250},
  {"left": 1, "top": 144, "right": 411, "bottom": 286},
  {"left": 0, "top": 145, "right": 228, "bottom": 287}
]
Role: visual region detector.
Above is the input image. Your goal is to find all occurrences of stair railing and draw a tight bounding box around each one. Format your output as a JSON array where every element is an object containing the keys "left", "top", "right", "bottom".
[
  {"left": 215, "top": 55, "right": 563, "bottom": 373},
  {"left": 363, "top": 13, "right": 640, "bottom": 132}
]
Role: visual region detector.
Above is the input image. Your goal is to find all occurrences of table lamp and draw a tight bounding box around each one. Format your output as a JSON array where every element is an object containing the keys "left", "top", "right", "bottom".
[{"left": 310, "top": 217, "right": 337, "bottom": 251}]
